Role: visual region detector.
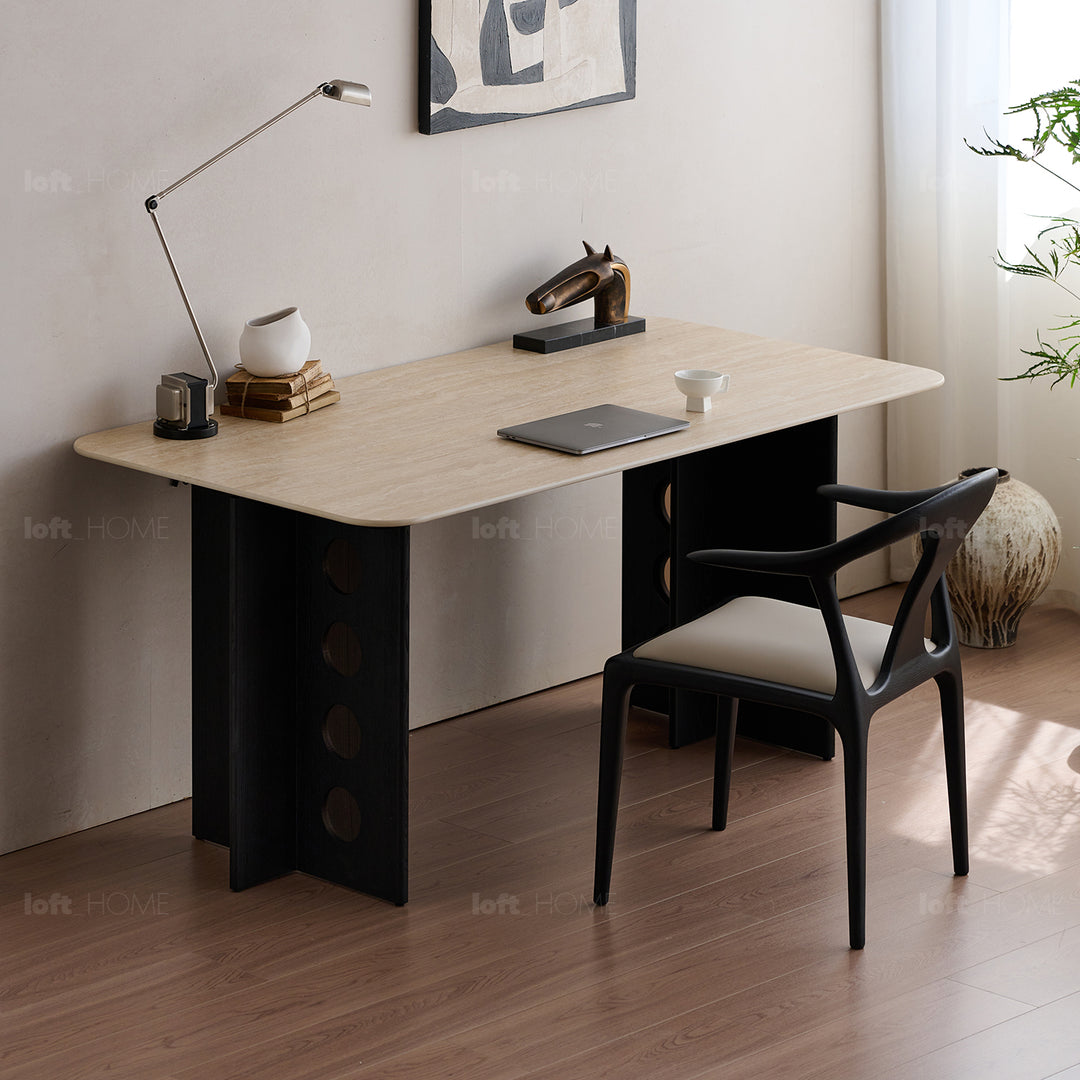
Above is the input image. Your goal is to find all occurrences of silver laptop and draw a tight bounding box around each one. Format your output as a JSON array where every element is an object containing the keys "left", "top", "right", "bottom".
[{"left": 497, "top": 404, "right": 689, "bottom": 455}]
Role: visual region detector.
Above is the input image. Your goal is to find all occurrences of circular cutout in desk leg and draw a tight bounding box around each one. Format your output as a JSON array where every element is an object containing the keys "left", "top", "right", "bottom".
[
  {"left": 323, "top": 622, "right": 362, "bottom": 677},
  {"left": 660, "top": 556, "right": 671, "bottom": 599},
  {"left": 323, "top": 704, "right": 362, "bottom": 759},
  {"left": 324, "top": 537, "right": 362, "bottom": 595},
  {"left": 661, "top": 482, "right": 672, "bottom": 523},
  {"left": 322, "top": 787, "right": 362, "bottom": 842}
]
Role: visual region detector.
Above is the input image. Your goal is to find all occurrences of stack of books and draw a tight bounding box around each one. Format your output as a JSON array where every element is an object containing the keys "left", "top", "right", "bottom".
[{"left": 220, "top": 359, "right": 340, "bottom": 423}]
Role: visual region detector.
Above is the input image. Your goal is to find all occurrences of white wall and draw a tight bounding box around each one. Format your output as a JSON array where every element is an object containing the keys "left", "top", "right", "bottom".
[{"left": 0, "top": 0, "right": 885, "bottom": 853}]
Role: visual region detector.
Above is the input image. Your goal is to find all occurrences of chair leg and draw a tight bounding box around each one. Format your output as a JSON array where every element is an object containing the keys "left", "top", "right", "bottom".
[
  {"left": 841, "top": 731, "right": 868, "bottom": 950},
  {"left": 935, "top": 667, "right": 969, "bottom": 877},
  {"left": 712, "top": 697, "right": 739, "bottom": 831},
  {"left": 593, "top": 664, "right": 634, "bottom": 906}
]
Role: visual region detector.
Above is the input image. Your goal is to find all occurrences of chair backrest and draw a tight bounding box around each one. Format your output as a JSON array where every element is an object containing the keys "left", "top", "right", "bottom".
[{"left": 876, "top": 467, "right": 998, "bottom": 681}]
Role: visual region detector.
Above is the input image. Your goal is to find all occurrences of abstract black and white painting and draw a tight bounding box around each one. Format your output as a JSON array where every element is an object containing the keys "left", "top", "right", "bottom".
[{"left": 420, "top": 0, "right": 636, "bottom": 134}]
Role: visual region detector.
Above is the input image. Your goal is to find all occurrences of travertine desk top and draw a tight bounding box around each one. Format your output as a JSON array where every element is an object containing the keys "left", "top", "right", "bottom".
[{"left": 74, "top": 318, "right": 942, "bottom": 526}]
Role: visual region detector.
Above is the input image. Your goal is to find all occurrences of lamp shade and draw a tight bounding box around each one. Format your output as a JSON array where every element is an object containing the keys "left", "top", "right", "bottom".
[{"left": 324, "top": 80, "right": 372, "bottom": 107}]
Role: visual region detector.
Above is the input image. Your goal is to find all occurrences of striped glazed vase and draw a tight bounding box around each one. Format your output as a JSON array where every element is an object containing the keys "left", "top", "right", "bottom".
[{"left": 944, "top": 468, "right": 1061, "bottom": 648}]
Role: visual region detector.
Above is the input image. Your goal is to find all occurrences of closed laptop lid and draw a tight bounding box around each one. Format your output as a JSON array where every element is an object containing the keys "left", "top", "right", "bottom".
[{"left": 497, "top": 404, "right": 689, "bottom": 455}]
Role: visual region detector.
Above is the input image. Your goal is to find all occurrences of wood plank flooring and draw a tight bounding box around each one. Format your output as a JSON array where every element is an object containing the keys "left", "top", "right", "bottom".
[{"left": 3, "top": 587, "right": 1080, "bottom": 1079}]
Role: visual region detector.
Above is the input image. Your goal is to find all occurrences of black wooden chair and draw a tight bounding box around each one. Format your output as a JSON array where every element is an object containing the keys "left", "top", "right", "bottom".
[{"left": 593, "top": 468, "right": 997, "bottom": 948}]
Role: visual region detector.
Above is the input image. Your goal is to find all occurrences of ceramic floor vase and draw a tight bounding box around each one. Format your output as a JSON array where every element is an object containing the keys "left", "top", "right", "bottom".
[{"left": 944, "top": 467, "right": 1061, "bottom": 648}]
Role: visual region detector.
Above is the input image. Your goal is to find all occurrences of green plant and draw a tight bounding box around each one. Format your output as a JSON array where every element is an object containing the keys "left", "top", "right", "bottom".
[{"left": 968, "top": 80, "right": 1080, "bottom": 386}]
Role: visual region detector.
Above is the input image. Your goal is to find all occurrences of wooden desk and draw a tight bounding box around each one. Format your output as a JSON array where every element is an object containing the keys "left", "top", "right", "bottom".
[{"left": 75, "top": 318, "right": 942, "bottom": 903}]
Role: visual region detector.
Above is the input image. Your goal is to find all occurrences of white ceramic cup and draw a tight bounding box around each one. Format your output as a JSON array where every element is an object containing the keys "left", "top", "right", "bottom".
[
  {"left": 238, "top": 307, "right": 311, "bottom": 377},
  {"left": 674, "top": 369, "right": 730, "bottom": 412}
]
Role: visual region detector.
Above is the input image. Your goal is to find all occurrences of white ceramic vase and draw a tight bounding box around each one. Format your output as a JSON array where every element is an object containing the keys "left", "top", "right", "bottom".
[
  {"left": 238, "top": 307, "right": 311, "bottom": 377},
  {"left": 944, "top": 467, "right": 1062, "bottom": 648}
]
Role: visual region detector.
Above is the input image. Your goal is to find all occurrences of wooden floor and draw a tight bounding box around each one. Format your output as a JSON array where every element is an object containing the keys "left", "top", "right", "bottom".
[{"left": 4, "top": 587, "right": 1080, "bottom": 1079}]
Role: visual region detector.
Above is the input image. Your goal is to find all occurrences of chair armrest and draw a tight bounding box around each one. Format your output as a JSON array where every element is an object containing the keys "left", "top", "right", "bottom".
[
  {"left": 817, "top": 480, "right": 955, "bottom": 514},
  {"left": 689, "top": 504, "right": 933, "bottom": 579},
  {"left": 688, "top": 546, "right": 830, "bottom": 576},
  {"left": 692, "top": 471, "right": 996, "bottom": 580}
]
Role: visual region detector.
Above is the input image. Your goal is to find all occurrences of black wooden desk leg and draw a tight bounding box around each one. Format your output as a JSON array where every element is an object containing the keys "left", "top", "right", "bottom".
[
  {"left": 622, "top": 459, "right": 675, "bottom": 720},
  {"left": 295, "top": 517, "right": 410, "bottom": 905},
  {"left": 191, "top": 488, "right": 410, "bottom": 903},
  {"left": 621, "top": 419, "right": 837, "bottom": 759},
  {"left": 191, "top": 487, "right": 232, "bottom": 850},
  {"left": 192, "top": 487, "right": 300, "bottom": 889}
]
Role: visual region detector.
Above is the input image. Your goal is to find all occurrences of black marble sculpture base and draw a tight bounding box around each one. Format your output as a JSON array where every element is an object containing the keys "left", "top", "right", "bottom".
[{"left": 513, "top": 315, "right": 647, "bottom": 354}]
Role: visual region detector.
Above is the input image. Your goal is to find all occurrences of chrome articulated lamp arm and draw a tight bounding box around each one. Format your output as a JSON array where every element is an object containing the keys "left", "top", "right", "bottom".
[
  {"left": 144, "top": 80, "right": 370, "bottom": 438},
  {"left": 144, "top": 201, "right": 220, "bottom": 391}
]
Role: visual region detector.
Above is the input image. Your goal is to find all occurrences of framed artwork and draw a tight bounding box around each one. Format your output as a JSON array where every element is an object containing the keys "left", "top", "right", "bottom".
[{"left": 420, "top": 0, "right": 637, "bottom": 135}]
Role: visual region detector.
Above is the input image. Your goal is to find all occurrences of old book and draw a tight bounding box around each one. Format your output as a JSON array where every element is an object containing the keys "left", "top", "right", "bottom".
[
  {"left": 219, "top": 390, "right": 341, "bottom": 423},
  {"left": 226, "top": 358, "right": 325, "bottom": 397},
  {"left": 227, "top": 375, "right": 335, "bottom": 410}
]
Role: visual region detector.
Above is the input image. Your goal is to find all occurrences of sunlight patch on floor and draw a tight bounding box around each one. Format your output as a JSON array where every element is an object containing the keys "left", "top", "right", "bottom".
[{"left": 882, "top": 697, "right": 1080, "bottom": 876}]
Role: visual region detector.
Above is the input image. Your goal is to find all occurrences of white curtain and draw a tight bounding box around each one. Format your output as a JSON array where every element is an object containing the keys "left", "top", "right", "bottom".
[
  {"left": 882, "top": 0, "right": 1080, "bottom": 604},
  {"left": 1002, "top": 3, "right": 1080, "bottom": 609},
  {"left": 881, "top": 0, "right": 1009, "bottom": 504}
]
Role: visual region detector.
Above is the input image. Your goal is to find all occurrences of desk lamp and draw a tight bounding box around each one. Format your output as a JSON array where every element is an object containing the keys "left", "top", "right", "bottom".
[{"left": 145, "top": 79, "right": 372, "bottom": 439}]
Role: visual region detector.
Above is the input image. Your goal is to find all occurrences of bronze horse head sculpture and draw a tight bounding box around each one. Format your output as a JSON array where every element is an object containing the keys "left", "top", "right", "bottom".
[{"left": 525, "top": 242, "right": 631, "bottom": 327}]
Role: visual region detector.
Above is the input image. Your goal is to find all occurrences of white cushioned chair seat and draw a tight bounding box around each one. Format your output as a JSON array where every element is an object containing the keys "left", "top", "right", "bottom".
[{"left": 633, "top": 596, "right": 930, "bottom": 695}]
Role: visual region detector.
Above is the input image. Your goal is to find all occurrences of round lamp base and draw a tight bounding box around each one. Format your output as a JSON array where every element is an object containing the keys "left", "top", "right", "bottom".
[{"left": 153, "top": 418, "right": 219, "bottom": 440}]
